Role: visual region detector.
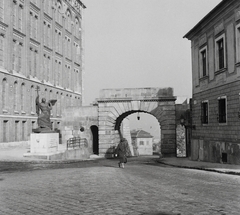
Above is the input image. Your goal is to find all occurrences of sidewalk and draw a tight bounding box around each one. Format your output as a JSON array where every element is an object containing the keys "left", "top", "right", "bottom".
[
  {"left": 0, "top": 147, "right": 240, "bottom": 175},
  {"left": 158, "top": 157, "right": 240, "bottom": 175},
  {"left": 0, "top": 147, "right": 103, "bottom": 163}
]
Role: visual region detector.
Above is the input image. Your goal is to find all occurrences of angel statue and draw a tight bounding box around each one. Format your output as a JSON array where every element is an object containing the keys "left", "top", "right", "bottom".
[{"left": 35, "top": 95, "right": 57, "bottom": 132}]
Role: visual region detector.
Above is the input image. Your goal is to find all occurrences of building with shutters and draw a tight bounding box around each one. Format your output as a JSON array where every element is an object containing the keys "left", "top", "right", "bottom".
[
  {"left": 0, "top": 0, "right": 86, "bottom": 147},
  {"left": 184, "top": 0, "right": 240, "bottom": 164},
  {"left": 131, "top": 130, "right": 153, "bottom": 156}
]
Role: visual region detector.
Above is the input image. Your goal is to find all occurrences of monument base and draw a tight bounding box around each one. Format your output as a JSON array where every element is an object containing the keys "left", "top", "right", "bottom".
[
  {"left": 23, "top": 148, "right": 90, "bottom": 160},
  {"left": 30, "top": 133, "right": 59, "bottom": 154},
  {"left": 23, "top": 133, "right": 90, "bottom": 160}
]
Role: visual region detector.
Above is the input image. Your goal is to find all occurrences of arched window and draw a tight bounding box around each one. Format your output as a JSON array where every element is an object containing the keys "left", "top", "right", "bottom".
[
  {"left": 2, "top": 78, "right": 7, "bottom": 110},
  {"left": 60, "top": 93, "right": 63, "bottom": 116},
  {"left": 30, "top": 85, "right": 35, "bottom": 113},
  {"left": 56, "top": 0, "right": 63, "bottom": 25},
  {"left": 14, "top": 81, "right": 18, "bottom": 111},
  {"left": 74, "top": 17, "right": 79, "bottom": 37},
  {"left": 66, "top": 10, "right": 72, "bottom": 32},
  {"left": 56, "top": 92, "right": 59, "bottom": 116},
  {"left": 21, "top": 83, "right": 25, "bottom": 111},
  {"left": 0, "top": 33, "right": 5, "bottom": 68}
]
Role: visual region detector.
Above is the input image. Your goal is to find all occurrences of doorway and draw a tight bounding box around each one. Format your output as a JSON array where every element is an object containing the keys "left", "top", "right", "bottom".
[{"left": 91, "top": 125, "right": 99, "bottom": 155}]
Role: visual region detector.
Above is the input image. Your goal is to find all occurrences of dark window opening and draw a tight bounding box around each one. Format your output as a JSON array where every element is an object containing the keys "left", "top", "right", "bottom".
[
  {"left": 201, "top": 50, "right": 207, "bottom": 76},
  {"left": 218, "top": 98, "right": 226, "bottom": 123},
  {"left": 222, "top": 152, "right": 227, "bottom": 163},
  {"left": 218, "top": 39, "right": 224, "bottom": 69},
  {"left": 201, "top": 102, "right": 208, "bottom": 124}
]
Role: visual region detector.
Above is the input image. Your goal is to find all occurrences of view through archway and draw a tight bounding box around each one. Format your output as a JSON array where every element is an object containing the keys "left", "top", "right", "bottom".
[{"left": 122, "top": 112, "right": 161, "bottom": 156}]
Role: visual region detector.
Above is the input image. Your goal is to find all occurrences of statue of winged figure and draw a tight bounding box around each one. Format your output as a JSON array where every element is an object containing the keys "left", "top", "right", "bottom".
[{"left": 35, "top": 95, "right": 57, "bottom": 131}]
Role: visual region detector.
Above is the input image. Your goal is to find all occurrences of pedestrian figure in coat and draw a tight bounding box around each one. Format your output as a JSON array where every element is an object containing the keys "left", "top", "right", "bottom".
[{"left": 116, "top": 138, "right": 128, "bottom": 168}]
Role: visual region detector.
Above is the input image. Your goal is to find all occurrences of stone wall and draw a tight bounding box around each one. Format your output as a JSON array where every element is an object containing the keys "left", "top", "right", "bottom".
[
  {"left": 191, "top": 81, "right": 240, "bottom": 164},
  {"left": 61, "top": 106, "right": 98, "bottom": 155}
]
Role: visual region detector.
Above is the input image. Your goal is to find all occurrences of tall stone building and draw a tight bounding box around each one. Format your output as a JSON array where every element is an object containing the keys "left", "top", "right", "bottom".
[
  {"left": 0, "top": 0, "right": 86, "bottom": 147},
  {"left": 184, "top": 0, "right": 240, "bottom": 164}
]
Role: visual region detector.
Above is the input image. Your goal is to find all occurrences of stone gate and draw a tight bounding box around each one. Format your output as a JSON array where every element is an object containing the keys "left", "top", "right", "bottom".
[{"left": 97, "top": 87, "right": 176, "bottom": 157}]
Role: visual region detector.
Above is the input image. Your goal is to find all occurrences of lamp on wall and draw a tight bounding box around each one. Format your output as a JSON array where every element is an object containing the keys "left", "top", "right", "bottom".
[
  {"left": 137, "top": 112, "right": 140, "bottom": 120},
  {"left": 180, "top": 114, "right": 196, "bottom": 129},
  {"left": 180, "top": 115, "right": 185, "bottom": 126}
]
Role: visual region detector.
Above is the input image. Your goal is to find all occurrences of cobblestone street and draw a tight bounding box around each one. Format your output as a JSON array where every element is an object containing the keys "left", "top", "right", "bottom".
[{"left": 0, "top": 157, "right": 240, "bottom": 215}]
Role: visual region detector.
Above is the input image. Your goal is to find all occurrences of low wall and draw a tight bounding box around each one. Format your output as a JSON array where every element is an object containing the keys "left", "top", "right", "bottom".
[
  {"left": 191, "top": 139, "right": 240, "bottom": 164},
  {"left": 61, "top": 106, "right": 98, "bottom": 155}
]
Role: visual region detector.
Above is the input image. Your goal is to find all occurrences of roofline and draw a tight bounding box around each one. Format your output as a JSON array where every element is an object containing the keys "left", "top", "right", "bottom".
[
  {"left": 183, "top": 0, "right": 228, "bottom": 39},
  {"left": 77, "top": 0, "right": 87, "bottom": 9},
  {"left": 131, "top": 129, "right": 153, "bottom": 138}
]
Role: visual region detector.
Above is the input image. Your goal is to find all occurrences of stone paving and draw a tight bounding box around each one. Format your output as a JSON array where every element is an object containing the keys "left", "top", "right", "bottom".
[{"left": 0, "top": 157, "right": 240, "bottom": 215}]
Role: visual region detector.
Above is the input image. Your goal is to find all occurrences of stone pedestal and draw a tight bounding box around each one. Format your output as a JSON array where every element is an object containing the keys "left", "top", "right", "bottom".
[{"left": 30, "top": 133, "right": 59, "bottom": 154}]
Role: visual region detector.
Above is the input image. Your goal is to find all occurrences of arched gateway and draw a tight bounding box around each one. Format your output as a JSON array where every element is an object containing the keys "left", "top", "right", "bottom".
[{"left": 97, "top": 87, "right": 176, "bottom": 157}]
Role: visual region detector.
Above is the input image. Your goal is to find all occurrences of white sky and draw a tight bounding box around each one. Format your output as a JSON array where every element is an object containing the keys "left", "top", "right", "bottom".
[
  {"left": 81, "top": 0, "right": 222, "bottom": 137},
  {"left": 82, "top": 0, "right": 221, "bottom": 105}
]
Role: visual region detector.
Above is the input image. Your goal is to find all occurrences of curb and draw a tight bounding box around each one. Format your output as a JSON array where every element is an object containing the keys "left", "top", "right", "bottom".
[
  {"left": 156, "top": 160, "right": 240, "bottom": 176},
  {"left": 0, "top": 157, "right": 105, "bottom": 164}
]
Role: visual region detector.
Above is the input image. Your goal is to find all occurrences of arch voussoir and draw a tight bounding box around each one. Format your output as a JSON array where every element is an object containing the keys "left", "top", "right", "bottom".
[{"left": 97, "top": 88, "right": 177, "bottom": 157}]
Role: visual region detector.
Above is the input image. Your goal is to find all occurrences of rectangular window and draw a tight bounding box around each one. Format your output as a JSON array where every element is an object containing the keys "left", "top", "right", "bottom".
[
  {"left": 236, "top": 23, "right": 240, "bottom": 63},
  {"left": 202, "top": 50, "right": 206, "bottom": 76},
  {"left": 218, "top": 39, "right": 224, "bottom": 69},
  {"left": 201, "top": 101, "right": 208, "bottom": 124},
  {"left": 218, "top": 97, "right": 227, "bottom": 123},
  {"left": 215, "top": 35, "right": 226, "bottom": 71},
  {"left": 140, "top": 141, "right": 144, "bottom": 145},
  {"left": 199, "top": 47, "right": 207, "bottom": 78}
]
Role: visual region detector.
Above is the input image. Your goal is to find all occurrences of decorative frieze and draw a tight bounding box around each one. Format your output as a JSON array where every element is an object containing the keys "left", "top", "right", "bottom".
[
  {"left": 66, "top": 0, "right": 86, "bottom": 13},
  {"left": 214, "top": 22, "right": 224, "bottom": 36},
  {"left": 13, "top": 29, "right": 25, "bottom": 41},
  {"left": 235, "top": 8, "right": 240, "bottom": 21},
  {"left": 0, "top": 21, "right": 7, "bottom": 35},
  {"left": 30, "top": 38, "right": 40, "bottom": 47},
  {"left": 199, "top": 34, "right": 207, "bottom": 47}
]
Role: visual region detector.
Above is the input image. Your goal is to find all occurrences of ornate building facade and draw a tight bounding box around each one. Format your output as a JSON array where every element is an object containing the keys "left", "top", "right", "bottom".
[
  {"left": 0, "top": 0, "right": 86, "bottom": 147},
  {"left": 184, "top": 0, "right": 240, "bottom": 164}
]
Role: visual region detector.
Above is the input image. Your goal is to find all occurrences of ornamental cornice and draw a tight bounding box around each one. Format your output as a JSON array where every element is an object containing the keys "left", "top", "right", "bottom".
[
  {"left": 55, "top": 22, "right": 63, "bottom": 29},
  {"left": 43, "top": 46, "right": 53, "bottom": 54},
  {"left": 13, "top": 29, "right": 26, "bottom": 40},
  {"left": 30, "top": 38, "right": 40, "bottom": 47},
  {"left": 44, "top": 13, "right": 53, "bottom": 22},
  {"left": 65, "top": 0, "right": 86, "bottom": 14},
  {"left": 30, "top": 2, "right": 40, "bottom": 13},
  {"left": 97, "top": 97, "right": 176, "bottom": 103},
  {"left": 0, "top": 21, "right": 8, "bottom": 31}
]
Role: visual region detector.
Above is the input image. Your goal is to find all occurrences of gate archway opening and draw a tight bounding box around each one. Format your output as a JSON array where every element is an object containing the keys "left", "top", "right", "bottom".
[
  {"left": 120, "top": 112, "right": 161, "bottom": 156},
  {"left": 97, "top": 87, "right": 176, "bottom": 158}
]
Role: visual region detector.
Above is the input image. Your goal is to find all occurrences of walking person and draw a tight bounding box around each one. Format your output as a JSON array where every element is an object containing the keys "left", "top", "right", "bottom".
[{"left": 116, "top": 138, "right": 128, "bottom": 168}]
